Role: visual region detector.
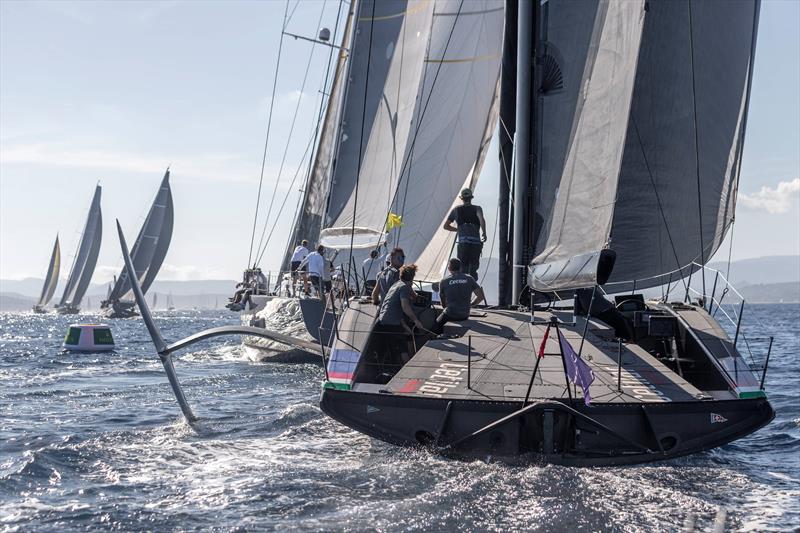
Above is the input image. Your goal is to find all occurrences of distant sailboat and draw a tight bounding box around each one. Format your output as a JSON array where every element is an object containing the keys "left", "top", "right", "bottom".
[
  {"left": 167, "top": 292, "right": 175, "bottom": 311},
  {"left": 56, "top": 185, "right": 103, "bottom": 314},
  {"left": 32, "top": 235, "right": 61, "bottom": 314},
  {"left": 152, "top": 292, "right": 158, "bottom": 309},
  {"left": 102, "top": 169, "right": 174, "bottom": 318}
]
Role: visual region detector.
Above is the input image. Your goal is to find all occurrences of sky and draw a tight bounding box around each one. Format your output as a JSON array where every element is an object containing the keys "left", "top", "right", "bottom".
[{"left": 1, "top": 0, "right": 798, "bottom": 284}]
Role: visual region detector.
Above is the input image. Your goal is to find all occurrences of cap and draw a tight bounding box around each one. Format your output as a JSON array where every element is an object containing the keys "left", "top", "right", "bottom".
[
  {"left": 301, "top": 239, "right": 308, "bottom": 245},
  {"left": 460, "top": 188, "right": 473, "bottom": 199}
]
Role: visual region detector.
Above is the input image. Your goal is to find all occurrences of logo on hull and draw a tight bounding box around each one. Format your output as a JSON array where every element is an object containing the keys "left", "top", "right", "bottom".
[{"left": 710, "top": 413, "right": 728, "bottom": 424}]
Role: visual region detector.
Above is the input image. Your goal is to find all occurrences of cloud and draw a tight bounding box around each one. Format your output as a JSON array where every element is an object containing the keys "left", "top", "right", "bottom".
[
  {"left": 0, "top": 141, "right": 257, "bottom": 183},
  {"left": 93, "top": 263, "right": 229, "bottom": 283},
  {"left": 738, "top": 178, "right": 800, "bottom": 214}
]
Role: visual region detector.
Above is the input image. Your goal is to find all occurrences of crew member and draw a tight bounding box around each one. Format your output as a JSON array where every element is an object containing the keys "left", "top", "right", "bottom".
[
  {"left": 362, "top": 249, "right": 381, "bottom": 295},
  {"left": 376, "top": 264, "right": 425, "bottom": 363},
  {"left": 443, "top": 188, "right": 486, "bottom": 280},
  {"left": 436, "top": 258, "right": 485, "bottom": 332},
  {"left": 290, "top": 239, "right": 310, "bottom": 296},
  {"left": 372, "top": 247, "right": 405, "bottom": 304},
  {"left": 299, "top": 244, "right": 328, "bottom": 303}
]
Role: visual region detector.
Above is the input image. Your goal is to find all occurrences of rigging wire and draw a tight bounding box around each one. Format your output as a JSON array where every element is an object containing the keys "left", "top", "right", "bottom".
[
  {"left": 631, "top": 119, "right": 688, "bottom": 296},
  {"left": 252, "top": 0, "right": 329, "bottom": 265},
  {"left": 280, "top": 0, "right": 347, "bottom": 267},
  {"left": 346, "top": 0, "right": 377, "bottom": 290},
  {"left": 247, "top": 0, "right": 291, "bottom": 269},
  {"left": 686, "top": 0, "right": 707, "bottom": 301},
  {"left": 255, "top": 121, "right": 321, "bottom": 266}
]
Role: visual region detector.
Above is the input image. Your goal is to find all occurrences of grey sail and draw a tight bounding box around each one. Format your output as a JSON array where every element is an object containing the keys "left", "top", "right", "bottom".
[
  {"left": 59, "top": 185, "right": 103, "bottom": 308},
  {"left": 281, "top": 2, "right": 356, "bottom": 270},
  {"left": 604, "top": 0, "right": 760, "bottom": 292},
  {"left": 527, "top": 0, "right": 758, "bottom": 293},
  {"left": 107, "top": 169, "right": 173, "bottom": 301},
  {"left": 37, "top": 235, "right": 61, "bottom": 307},
  {"left": 320, "top": 0, "right": 504, "bottom": 282},
  {"left": 322, "top": 0, "right": 422, "bottom": 230}
]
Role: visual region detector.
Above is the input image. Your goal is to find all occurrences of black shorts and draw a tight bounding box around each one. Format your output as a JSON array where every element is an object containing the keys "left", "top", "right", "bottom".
[{"left": 291, "top": 261, "right": 301, "bottom": 272}]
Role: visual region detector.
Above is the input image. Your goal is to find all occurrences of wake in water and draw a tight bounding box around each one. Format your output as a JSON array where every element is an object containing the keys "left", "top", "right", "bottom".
[
  {"left": 0, "top": 308, "right": 798, "bottom": 531},
  {"left": 239, "top": 297, "right": 319, "bottom": 362}
]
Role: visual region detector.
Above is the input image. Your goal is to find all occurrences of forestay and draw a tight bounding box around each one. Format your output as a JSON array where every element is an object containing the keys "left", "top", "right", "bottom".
[{"left": 59, "top": 185, "right": 103, "bottom": 308}]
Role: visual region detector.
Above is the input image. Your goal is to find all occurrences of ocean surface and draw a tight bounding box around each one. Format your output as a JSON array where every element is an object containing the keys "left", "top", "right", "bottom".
[{"left": 1, "top": 303, "right": 798, "bottom": 532}]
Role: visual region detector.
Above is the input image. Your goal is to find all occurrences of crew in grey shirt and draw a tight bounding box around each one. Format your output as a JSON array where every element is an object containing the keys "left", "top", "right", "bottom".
[
  {"left": 372, "top": 247, "right": 405, "bottom": 304},
  {"left": 436, "top": 258, "right": 485, "bottom": 332}
]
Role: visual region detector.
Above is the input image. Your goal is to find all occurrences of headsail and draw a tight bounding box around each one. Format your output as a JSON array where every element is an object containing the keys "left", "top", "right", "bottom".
[
  {"left": 319, "top": 0, "right": 504, "bottom": 281},
  {"left": 36, "top": 235, "right": 61, "bottom": 307},
  {"left": 525, "top": 0, "right": 759, "bottom": 293},
  {"left": 106, "top": 169, "right": 174, "bottom": 301},
  {"left": 58, "top": 185, "right": 103, "bottom": 308},
  {"left": 604, "top": 0, "right": 760, "bottom": 292}
]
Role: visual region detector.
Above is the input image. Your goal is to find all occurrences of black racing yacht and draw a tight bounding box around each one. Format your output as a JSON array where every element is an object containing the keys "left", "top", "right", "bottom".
[{"left": 316, "top": 0, "right": 774, "bottom": 465}]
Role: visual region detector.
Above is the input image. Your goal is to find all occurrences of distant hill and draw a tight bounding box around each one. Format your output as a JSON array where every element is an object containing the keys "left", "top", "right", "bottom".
[
  {"left": 737, "top": 282, "right": 800, "bottom": 304},
  {"left": 0, "top": 292, "right": 36, "bottom": 312},
  {"left": 0, "top": 279, "right": 238, "bottom": 312},
  {"left": 707, "top": 255, "right": 799, "bottom": 286},
  {"left": 0, "top": 278, "right": 238, "bottom": 299}
]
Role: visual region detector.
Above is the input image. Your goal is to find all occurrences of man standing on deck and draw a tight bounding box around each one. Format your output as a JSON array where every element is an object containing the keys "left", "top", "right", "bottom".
[
  {"left": 443, "top": 188, "right": 486, "bottom": 280},
  {"left": 372, "top": 247, "right": 405, "bottom": 305},
  {"left": 299, "top": 244, "right": 329, "bottom": 303},
  {"left": 290, "top": 239, "right": 310, "bottom": 296},
  {"left": 362, "top": 249, "right": 381, "bottom": 295}
]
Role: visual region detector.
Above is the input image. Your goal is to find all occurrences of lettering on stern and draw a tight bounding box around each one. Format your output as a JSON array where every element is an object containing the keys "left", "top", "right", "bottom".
[
  {"left": 416, "top": 362, "right": 469, "bottom": 398},
  {"left": 619, "top": 368, "right": 672, "bottom": 402}
]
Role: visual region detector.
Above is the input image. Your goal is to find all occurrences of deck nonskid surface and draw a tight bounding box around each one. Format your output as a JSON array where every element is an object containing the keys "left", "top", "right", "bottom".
[{"left": 385, "top": 309, "right": 706, "bottom": 403}]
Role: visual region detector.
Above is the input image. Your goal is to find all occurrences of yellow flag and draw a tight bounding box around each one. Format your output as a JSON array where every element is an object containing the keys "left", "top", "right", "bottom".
[{"left": 386, "top": 212, "right": 404, "bottom": 230}]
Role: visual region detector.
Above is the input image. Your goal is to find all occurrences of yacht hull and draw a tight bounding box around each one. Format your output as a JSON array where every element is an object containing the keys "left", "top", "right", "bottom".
[{"left": 320, "top": 388, "right": 774, "bottom": 466}]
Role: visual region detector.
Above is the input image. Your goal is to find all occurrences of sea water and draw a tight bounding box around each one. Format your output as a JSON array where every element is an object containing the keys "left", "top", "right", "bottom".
[{"left": 1, "top": 304, "right": 798, "bottom": 531}]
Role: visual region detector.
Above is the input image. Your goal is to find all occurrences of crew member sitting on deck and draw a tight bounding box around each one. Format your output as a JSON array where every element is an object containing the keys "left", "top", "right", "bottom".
[
  {"left": 299, "top": 244, "right": 329, "bottom": 303},
  {"left": 376, "top": 264, "right": 425, "bottom": 364},
  {"left": 372, "top": 247, "right": 405, "bottom": 305},
  {"left": 435, "top": 258, "right": 485, "bottom": 333}
]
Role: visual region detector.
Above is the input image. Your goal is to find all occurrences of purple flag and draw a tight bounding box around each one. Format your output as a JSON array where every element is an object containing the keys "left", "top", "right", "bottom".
[{"left": 557, "top": 329, "right": 596, "bottom": 406}]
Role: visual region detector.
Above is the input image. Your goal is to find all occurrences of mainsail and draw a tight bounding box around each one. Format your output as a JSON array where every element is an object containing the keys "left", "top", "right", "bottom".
[
  {"left": 318, "top": 0, "right": 504, "bottom": 281},
  {"left": 523, "top": 0, "right": 759, "bottom": 293},
  {"left": 36, "top": 235, "right": 61, "bottom": 308},
  {"left": 58, "top": 185, "right": 103, "bottom": 308},
  {"left": 107, "top": 169, "right": 174, "bottom": 302}
]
